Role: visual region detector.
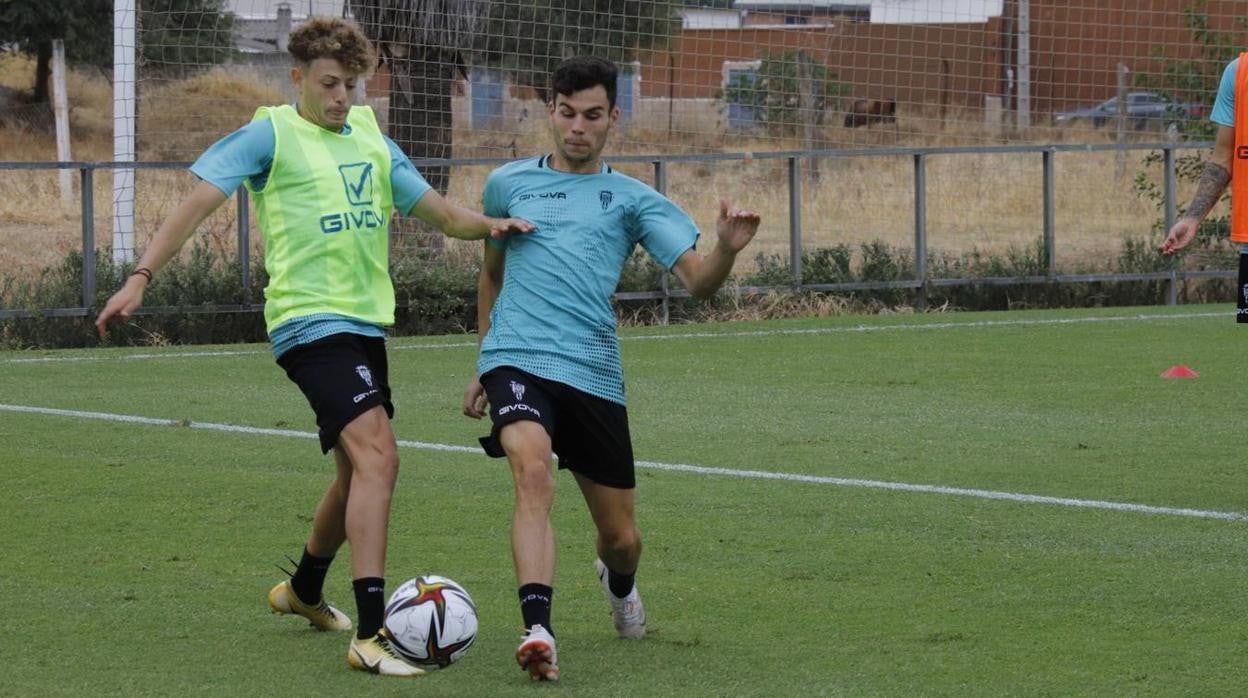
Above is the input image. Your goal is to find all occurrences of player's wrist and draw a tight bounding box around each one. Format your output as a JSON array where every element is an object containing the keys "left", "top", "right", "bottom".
[{"left": 129, "top": 267, "right": 153, "bottom": 287}]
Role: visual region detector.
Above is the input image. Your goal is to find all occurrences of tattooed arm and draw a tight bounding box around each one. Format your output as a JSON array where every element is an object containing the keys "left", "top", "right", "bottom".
[{"left": 1160, "top": 125, "right": 1235, "bottom": 255}]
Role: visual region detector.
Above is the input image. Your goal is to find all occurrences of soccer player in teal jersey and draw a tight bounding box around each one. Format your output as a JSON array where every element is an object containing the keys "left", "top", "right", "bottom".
[
  {"left": 95, "top": 17, "right": 531, "bottom": 677},
  {"left": 462, "top": 56, "right": 761, "bottom": 682}
]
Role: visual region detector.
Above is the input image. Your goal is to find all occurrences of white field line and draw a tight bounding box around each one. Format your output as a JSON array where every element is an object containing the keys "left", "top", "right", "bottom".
[
  {"left": 0, "top": 310, "right": 1226, "bottom": 366},
  {"left": 3, "top": 402, "right": 1244, "bottom": 523}
]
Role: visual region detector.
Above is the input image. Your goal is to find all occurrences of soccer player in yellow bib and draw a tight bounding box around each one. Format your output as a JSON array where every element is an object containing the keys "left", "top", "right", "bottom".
[{"left": 95, "top": 17, "right": 532, "bottom": 677}]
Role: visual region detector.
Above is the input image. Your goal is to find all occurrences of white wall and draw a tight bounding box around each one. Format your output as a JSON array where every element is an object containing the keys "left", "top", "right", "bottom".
[
  {"left": 682, "top": 8, "right": 743, "bottom": 29},
  {"left": 225, "top": 0, "right": 344, "bottom": 20},
  {"left": 870, "top": 0, "right": 1003, "bottom": 24}
]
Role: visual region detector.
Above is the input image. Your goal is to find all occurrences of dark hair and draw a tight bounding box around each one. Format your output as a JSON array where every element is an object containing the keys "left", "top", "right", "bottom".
[
  {"left": 287, "top": 16, "right": 376, "bottom": 76},
  {"left": 550, "top": 56, "right": 618, "bottom": 109}
]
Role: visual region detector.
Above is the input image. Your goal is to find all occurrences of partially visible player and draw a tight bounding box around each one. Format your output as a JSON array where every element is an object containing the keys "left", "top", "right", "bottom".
[
  {"left": 1158, "top": 54, "right": 1241, "bottom": 318},
  {"left": 461, "top": 56, "right": 760, "bottom": 682},
  {"left": 95, "top": 16, "right": 531, "bottom": 677}
]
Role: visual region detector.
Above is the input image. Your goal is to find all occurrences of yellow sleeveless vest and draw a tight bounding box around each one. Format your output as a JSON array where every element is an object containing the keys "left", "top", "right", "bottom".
[{"left": 245, "top": 104, "right": 395, "bottom": 332}]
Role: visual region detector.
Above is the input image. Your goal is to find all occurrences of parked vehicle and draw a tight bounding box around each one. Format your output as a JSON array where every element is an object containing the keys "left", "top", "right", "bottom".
[{"left": 1053, "top": 91, "right": 1204, "bottom": 130}]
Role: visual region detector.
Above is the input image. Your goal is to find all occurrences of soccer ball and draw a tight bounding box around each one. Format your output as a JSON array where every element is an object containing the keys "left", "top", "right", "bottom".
[{"left": 383, "top": 575, "right": 478, "bottom": 667}]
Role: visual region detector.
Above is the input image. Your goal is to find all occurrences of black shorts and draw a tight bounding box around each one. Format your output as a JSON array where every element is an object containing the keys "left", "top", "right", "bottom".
[
  {"left": 276, "top": 333, "right": 394, "bottom": 454},
  {"left": 478, "top": 366, "right": 636, "bottom": 489}
]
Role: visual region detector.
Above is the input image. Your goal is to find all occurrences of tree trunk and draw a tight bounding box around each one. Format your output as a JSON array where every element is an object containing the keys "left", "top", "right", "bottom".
[
  {"left": 34, "top": 42, "right": 52, "bottom": 103},
  {"left": 388, "top": 51, "right": 457, "bottom": 251}
]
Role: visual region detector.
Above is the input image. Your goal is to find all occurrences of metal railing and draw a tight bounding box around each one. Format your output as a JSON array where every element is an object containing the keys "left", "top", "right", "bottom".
[{"left": 0, "top": 141, "right": 1224, "bottom": 321}]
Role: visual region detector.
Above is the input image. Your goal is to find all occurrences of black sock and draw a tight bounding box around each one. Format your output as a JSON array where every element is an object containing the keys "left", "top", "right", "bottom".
[
  {"left": 353, "top": 577, "right": 385, "bottom": 640},
  {"left": 519, "top": 583, "right": 553, "bottom": 636},
  {"left": 289, "top": 547, "right": 334, "bottom": 606},
  {"left": 606, "top": 566, "right": 635, "bottom": 599}
]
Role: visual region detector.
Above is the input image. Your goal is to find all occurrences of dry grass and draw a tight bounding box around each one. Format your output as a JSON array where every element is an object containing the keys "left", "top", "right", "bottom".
[
  {"left": 0, "top": 61, "right": 1219, "bottom": 281},
  {"left": 138, "top": 69, "right": 285, "bottom": 160},
  {"left": 437, "top": 129, "right": 1198, "bottom": 268}
]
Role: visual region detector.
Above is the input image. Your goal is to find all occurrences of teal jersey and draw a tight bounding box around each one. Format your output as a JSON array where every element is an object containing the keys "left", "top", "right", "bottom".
[{"left": 479, "top": 155, "right": 700, "bottom": 404}]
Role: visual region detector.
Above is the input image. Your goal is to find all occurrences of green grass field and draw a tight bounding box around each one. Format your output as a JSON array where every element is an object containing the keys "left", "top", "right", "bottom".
[{"left": 2, "top": 305, "right": 1246, "bottom": 696}]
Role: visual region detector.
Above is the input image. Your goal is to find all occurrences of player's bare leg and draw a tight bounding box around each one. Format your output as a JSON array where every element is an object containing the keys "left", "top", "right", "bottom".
[
  {"left": 306, "top": 447, "right": 352, "bottom": 556},
  {"left": 336, "top": 406, "right": 398, "bottom": 582},
  {"left": 268, "top": 440, "right": 356, "bottom": 632},
  {"left": 499, "top": 421, "right": 560, "bottom": 680},
  {"left": 576, "top": 473, "right": 646, "bottom": 639},
  {"left": 501, "top": 421, "right": 556, "bottom": 585},
  {"left": 336, "top": 407, "right": 423, "bottom": 675}
]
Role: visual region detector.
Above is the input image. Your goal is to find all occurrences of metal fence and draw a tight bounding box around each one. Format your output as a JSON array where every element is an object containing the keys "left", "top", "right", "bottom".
[{"left": 0, "top": 140, "right": 1226, "bottom": 322}]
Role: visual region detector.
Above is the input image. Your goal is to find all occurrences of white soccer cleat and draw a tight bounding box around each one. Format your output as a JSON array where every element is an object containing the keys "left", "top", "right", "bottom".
[
  {"left": 516, "top": 624, "right": 559, "bottom": 681},
  {"left": 347, "top": 629, "right": 427, "bottom": 677},
  {"left": 595, "top": 558, "right": 646, "bottom": 639}
]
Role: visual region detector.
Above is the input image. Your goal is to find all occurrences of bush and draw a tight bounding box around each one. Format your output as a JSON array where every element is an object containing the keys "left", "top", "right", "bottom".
[
  {"left": 0, "top": 232, "right": 1237, "bottom": 349},
  {"left": 0, "top": 242, "right": 269, "bottom": 348},
  {"left": 721, "top": 50, "right": 849, "bottom": 136},
  {"left": 739, "top": 236, "right": 1232, "bottom": 314},
  {"left": 391, "top": 249, "right": 481, "bottom": 336}
]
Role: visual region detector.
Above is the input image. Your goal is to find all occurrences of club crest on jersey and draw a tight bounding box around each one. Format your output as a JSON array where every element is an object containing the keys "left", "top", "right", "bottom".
[
  {"left": 599, "top": 190, "right": 613, "bottom": 210},
  {"left": 510, "top": 380, "right": 526, "bottom": 401},
  {"left": 356, "top": 365, "right": 374, "bottom": 388}
]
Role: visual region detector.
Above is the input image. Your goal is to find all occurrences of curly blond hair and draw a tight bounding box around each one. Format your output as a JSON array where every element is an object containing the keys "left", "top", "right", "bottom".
[{"left": 287, "top": 16, "right": 376, "bottom": 76}]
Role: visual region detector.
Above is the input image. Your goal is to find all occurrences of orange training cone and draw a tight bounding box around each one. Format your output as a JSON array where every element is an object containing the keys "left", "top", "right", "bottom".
[{"left": 1160, "top": 364, "right": 1199, "bottom": 379}]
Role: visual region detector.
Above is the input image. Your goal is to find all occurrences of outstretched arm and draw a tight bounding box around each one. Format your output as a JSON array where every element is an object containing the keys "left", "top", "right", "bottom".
[
  {"left": 672, "top": 199, "right": 761, "bottom": 299},
  {"left": 463, "top": 242, "right": 506, "bottom": 418},
  {"left": 95, "top": 179, "right": 228, "bottom": 338},
  {"left": 1160, "top": 124, "right": 1234, "bottom": 255},
  {"left": 409, "top": 190, "right": 534, "bottom": 241}
]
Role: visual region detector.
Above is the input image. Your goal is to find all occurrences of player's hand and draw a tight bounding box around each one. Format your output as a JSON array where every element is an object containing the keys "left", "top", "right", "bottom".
[
  {"left": 715, "top": 199, "right": 760, "bottom": 254},
  {"left": 490, "top": 217, "right": 535, "bottom": 239},
  {"left": 462, "top": 377, "right": 489, "bottom": 419},
  {"left": 94, "top": 277, "right": 147, "bottom": 339},
  {"left": 1159, "top": 217, "right": 1199, "bottom": 256}
]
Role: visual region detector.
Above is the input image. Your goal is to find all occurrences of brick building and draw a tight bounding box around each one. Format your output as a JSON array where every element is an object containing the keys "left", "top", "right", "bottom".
[{"left": 642, "top": 0, "right": 1248, "bottom": 120}]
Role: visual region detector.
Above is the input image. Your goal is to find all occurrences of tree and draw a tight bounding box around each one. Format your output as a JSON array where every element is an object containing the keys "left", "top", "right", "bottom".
[
  {"left": 350, "top": 1, "right": 489, "bottom": 250},
  {"left": 140, "top": 0, "right": 239, "bottom": 78},
  {"left": 352, "top": 0, "right": 680, "bottom": 188},
  {"left": 722, "top": 50, "right": 849, "bottom": 137},
  {"left": 350, "top": 0, "right": 488, "bottom": 202},
  {"left": 351, "top": 1, "right": 677, "bottom": 248},
  {"left": 0, "top": 0, "right": 237, "bottom": 103},
  {"left": 0, "top": 0, "right": 112, "bottom": 103},
  {"left": 1133, "top": 1, "right": 1241, "bottom": 142}
]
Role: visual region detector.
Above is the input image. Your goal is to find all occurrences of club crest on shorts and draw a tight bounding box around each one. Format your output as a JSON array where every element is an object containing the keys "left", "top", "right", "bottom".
[
  {"left": 356, "top": 365, "right": 374, "bottom": 388},
  {"left": 510, "top": 380, "right": 526, "bottom": 402},
  {"left": 1241, "top": 283, "right": 1248, "bottom": 305}
]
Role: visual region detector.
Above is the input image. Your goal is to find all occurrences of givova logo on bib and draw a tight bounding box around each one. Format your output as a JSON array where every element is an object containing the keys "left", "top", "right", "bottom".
[{"left": 321, "top": 162, "right": 384, "bottom": 234}]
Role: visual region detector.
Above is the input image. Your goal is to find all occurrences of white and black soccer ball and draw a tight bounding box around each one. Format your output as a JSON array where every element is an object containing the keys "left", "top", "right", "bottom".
[{"left": 383, "top": 575, "right": 478, "bottom": 667}]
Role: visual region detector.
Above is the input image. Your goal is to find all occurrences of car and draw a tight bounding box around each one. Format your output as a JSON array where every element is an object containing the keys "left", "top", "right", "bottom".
[{"left": 1052, "top": 91, "right": 1204, "bottom": 130}]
